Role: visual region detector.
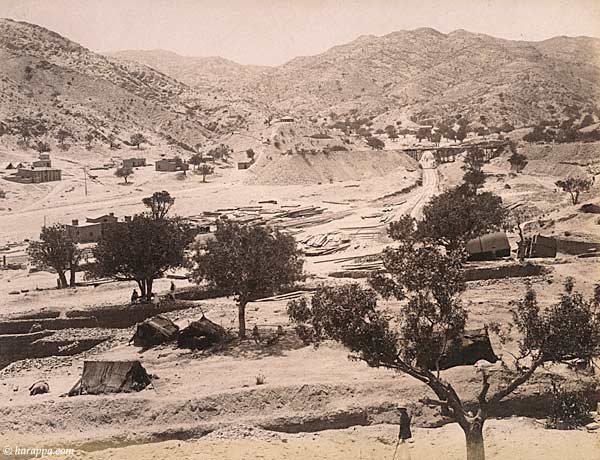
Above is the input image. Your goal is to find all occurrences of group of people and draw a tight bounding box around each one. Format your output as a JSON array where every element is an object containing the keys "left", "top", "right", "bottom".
[{"left": 130, "top": 281, "right": 176, "bottom": 303}]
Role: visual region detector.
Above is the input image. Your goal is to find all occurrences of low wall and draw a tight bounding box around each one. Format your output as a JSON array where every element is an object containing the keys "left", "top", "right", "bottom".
[
  {"left": 556, "top": 238, "right": 600, "bottom": 255},
  {"left": 0, "top": 317, "right": 99, "bottom": 335},
  {"left": 463, "top": 263, "right": 549, "bottom": 282},
  {"left": 0, "top": 332, "right": 106, "bottom": 370},
  {"left": 66, "top": 300, "right": 195, "bottom": 329},
  {"left": 0, "top": 310, "right": 61, "bottom": 321}
]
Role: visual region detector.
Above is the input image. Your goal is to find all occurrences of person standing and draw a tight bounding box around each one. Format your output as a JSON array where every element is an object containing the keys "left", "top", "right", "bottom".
[
  {"left": 393, "top": 407, "right": 412, "bottom": 460},
  {"left": 398, "top": 407, "right": 412, "bottom": 443}
]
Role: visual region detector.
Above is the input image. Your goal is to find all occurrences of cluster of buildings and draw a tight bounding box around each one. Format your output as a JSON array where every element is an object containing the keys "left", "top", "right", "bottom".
[{"left": 5, "top": 153, "right": 62, "bottom": 183}]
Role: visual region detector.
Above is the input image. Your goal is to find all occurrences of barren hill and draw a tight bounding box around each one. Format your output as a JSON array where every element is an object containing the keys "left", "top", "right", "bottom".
[
  {"left": 115, "top": 28, "right": 600, "bottom": 128},
  {"left": 0, "top": 18, "right": 253, "bottom": 155}
]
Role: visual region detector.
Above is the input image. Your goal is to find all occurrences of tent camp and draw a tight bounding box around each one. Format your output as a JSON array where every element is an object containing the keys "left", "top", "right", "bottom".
[
  {"left": 178, "top": 315, "right": 227, "bottom": 350},
  {"left": 68, "top": 360, "right": 151, "bottom": 395},
  {"left": 466, "top": 232, "right": 511, "bottom": 261},
  {"left": 131, "top": 315, "right": 179, "bottom": 348}
]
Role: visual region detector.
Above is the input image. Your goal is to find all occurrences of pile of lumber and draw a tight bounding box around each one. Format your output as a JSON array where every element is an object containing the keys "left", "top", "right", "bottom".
[
  {"left": 299, "top": 232, "right": 351, "bottom": 256},
  {"left": 253, "top": 290, "right": 315, "bottom": 303}
]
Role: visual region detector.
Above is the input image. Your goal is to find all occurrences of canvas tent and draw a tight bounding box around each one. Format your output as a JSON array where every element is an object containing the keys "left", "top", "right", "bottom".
[
  {"left": 178, "top": 315, "right": 226, "bottom": 350},
  {"left": 131, "top": 315, "right": 179, "bottom": 348},
  {"left": 5, "top": 163, "right": 14, "bottom": 169},
  {"left": 466, "top": 231, "right": 511, "bottom": 261},
  {"left": 418, "top": 328, "right": 498, "bottom": 370},
  {"left": 68, "top": 360, "right": 151, "bottom": 395}
]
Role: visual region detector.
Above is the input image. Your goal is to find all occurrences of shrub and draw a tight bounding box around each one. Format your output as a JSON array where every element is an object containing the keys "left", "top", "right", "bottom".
[
  {"left": 545, "top": 382, "right": 595, "bottom": 429},
  {"left": 255, "top": 374, "right": 266, "bottom": 385}
]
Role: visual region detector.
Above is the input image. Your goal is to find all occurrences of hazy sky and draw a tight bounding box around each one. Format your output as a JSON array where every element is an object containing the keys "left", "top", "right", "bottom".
[{"left": 1, "top": 0, "right": 599, "bottom": 65}]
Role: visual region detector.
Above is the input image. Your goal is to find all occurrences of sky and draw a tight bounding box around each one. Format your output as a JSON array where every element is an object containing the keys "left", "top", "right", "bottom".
[{"left": 1, "top": 0, "right": 599, "bottom": 66}]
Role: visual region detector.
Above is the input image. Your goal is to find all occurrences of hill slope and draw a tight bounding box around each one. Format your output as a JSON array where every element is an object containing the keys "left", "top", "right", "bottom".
[
  {"left": 114, "top": 28, "right": 600, "bottom": 128},
  {"left": 0, "top": 18, "right": 235, "bottom": 155}
]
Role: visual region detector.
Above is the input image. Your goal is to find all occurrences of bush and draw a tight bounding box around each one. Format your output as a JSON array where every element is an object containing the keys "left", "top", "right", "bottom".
[{"left": 545, "top": 382, "right": 595, "bottom": 429}]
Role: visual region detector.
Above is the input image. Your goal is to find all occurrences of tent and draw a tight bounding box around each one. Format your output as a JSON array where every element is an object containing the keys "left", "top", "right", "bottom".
[
  {"left": 418, "top": 328, "right": 498, "bottom": 370},
  {"left": 178, "top": 315, "right": 226, "bottom": 350},
  {"left": 131, "top": 315, "right": 179, "bottom": 348},
  {"left": 466, "top": 232, "right": 511, "bottom": 261},
  {"left": 68, "top": 360, "right": 151, "bottom": 395},
  {"left": 5, "top": 163, "right": 14, "bottom": 169}
]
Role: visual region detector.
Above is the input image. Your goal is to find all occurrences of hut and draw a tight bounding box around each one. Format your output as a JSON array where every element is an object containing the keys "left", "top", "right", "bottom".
[{"left": 67, "top": 360, "right": 151, "bottom": 395}]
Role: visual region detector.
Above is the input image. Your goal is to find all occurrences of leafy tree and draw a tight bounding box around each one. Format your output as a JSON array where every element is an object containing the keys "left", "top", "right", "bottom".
[
  {"left": 555, "top": 177, "right": 593, "bottom": 205},
  {"left": 416, "top": 127, "right": 431, "bottom": 142},
  {"left": 189, "top": 153, "right": 203, "bottom": 170},
  {"left": 107, "top": 133, "right": 118, "bottom": 149},
  {"left": 462, "top": 168, "right": 486, "bottom": 190},
  {"left": 198, "top": 163, "right": 214, "bottom": 182},
  {"left": 455, "top": 126, "right": 467, "bottom": 142},
  {"left": 431, "top": 131, "right": 442, "bottom": 146},
  {"left": 27, "top": 224, "right": 81, "bottom": 288},
  {"left": 34, "top": 140, "right": 51, "bottom": 154},
  {"left": 208, "top": 144, "right": 233, "bottom": 162},
  {"left": 56, "top": 128, "right": 71, "bottom": 148},
  {"left": 189, "top": 220, "right": 303, "bottom": 338},
  {"left": 142, "top": 190, "right": 175, "bottom": 220},
  {"left": 89, "top": 215, "right": 194, "bottom": 299},
  {"left": 508, "top": 151, "right": 528, "bottom": 173},
  {"left": 130, "top": 133, "right": 147, "bottom": 149},
  {"left": 289, "top": 235, "right": 600, "bottom": 460},
  {"left": 417, "top": 185, "right": 508, "bottom": 250},
  {"left": 366, "top": 136, "right": 385, "bottom": 150},
  {"left": 115, "top": 166, "right": 133, "bottom": 184},
  {"left": 246, "top": 148, "right": 255, "bottom": 160},
  {"left": 463, "top": 148, "right": 485, "bottom": 171}
]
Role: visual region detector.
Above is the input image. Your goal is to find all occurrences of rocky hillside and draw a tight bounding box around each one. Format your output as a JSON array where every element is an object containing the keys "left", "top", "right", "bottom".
[
  {"left": 0, "top": 18, "right": 256, "bottom": 155},
  {"left": 115, "top": 28, "right": 600, "bottom": 128}
]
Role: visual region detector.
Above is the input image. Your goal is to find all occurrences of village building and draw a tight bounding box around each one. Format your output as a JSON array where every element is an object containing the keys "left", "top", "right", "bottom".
[
  {"left": 66, "top": 213, "right": 119, "bottom": 243},
  {"left": 32, "top": 159, "right": 51, "bottom": 168},
  {"left": 237, "top": 159, "right": 255, "bottom": 170},
  {"left": 122, "top": 158, "right": 146, "bottom": 168},
  {"left": 66, "top": 219, "right": 103, "bottom": 243},
  {"left": 155, "top": 158, "right": 189, "bottom": 172},
  {"left": 16, "top": 167, "right": 61, "bottom": 183}
]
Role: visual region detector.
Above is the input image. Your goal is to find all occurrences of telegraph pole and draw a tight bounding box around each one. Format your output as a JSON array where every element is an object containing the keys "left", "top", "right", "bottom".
[{"left": 83, "top": 166, "right": 88, "bottom": 196}]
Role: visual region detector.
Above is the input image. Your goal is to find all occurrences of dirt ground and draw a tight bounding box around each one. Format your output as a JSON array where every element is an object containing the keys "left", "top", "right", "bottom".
[{"left": 1, "top": 142, "right": 599, "bottom": 459}]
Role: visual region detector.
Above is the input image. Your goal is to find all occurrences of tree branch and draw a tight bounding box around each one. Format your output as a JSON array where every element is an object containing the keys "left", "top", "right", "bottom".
[
  {"left": 478, "top": 371, "right": 490, "bottom": 405},
  {"left": 489, "top": 352, "right": 545, "bottom": 405}
]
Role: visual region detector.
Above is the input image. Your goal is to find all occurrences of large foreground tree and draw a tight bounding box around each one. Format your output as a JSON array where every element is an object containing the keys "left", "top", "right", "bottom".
[
  {"left": 289, "top": 224, "right": 600, "bottom": 460},
  {"left": 27, "top": 224, "right": 81, "bottom": 288},
  {"left": 88, "top": 215, "right": 194, "bottom": 299},
  {"left": 189, "top": 220, "right": 303, "bottom": 338}
]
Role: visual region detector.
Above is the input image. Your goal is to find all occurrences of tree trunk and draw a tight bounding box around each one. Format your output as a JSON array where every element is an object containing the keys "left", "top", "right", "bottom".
[
  {"left": 465, "top": 423, "right": 485, "bottom": 460},
  {"left": 146, "top": 278, "right": 153, "bottom": 299},
  {"left": 57, "top": 270, "right": 68, "bottom": 289},
  {"left": 69, "top": 265, "right": 76, "bottom": 287},
  {"left": 238, "top": 301, "right": 247, "bottom": 339},
  {"left": 137, "top": 279, "right": 146, "bottom": 299}
]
